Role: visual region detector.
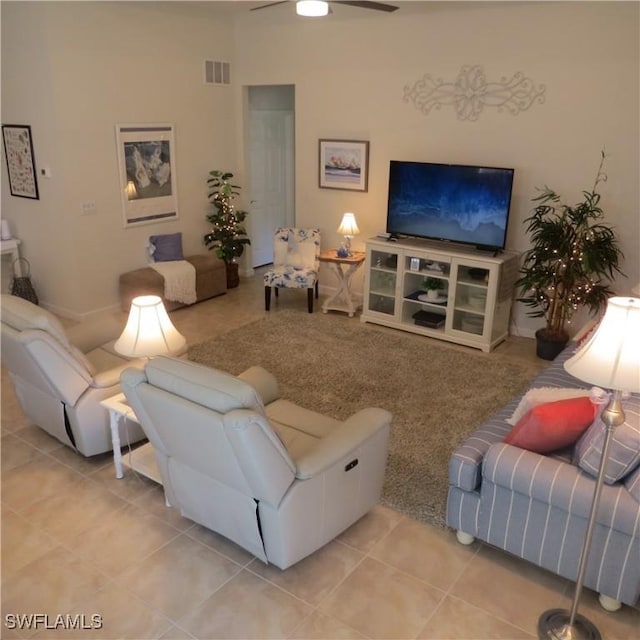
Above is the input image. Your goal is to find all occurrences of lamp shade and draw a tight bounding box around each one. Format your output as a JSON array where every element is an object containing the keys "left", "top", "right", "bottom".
[
  {"left": 114, "top": 295, "right": 186, "bottom": 358},
  {"left": 296, "top": 0, "right": 329, "bottom": 16},
  {"left": 564, "top": 296, "right": 640, "bottom": 393},
  {"left": 125, "top": 180, "right": 138, "bottom": 200},
  {"left": 337, "top": 212, "right": 360, "bottom": 237}
]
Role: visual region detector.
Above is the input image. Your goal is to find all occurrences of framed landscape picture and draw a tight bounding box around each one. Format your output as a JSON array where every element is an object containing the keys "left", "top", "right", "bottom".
[
  {"left": 319, "top": 139, "right": 369, "bottom": 192},
  {"left": 116, "top": 123, "right": 179, "bottom": 227},
  {"left": 2, "top": 124, "right": 39, "bottom": 199}
]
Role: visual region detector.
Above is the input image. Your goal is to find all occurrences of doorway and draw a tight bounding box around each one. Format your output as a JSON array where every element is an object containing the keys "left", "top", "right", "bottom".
[{"left": 247, "top": 85, "right": 295, "bottom": 268}]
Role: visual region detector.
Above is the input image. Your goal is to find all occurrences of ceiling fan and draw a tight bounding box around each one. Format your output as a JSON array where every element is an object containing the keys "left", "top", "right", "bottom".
[{"left": 251, "top": 1, "right": 399, "bottom": 16}]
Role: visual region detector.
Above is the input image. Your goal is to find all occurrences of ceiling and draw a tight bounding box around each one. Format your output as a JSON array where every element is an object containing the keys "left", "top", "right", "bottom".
[
  {"left": 170, "top": 1, "right": 442, "bottom": 22},
  {"left": 140, "top": 1, "right": 489, "bottom": 31}
]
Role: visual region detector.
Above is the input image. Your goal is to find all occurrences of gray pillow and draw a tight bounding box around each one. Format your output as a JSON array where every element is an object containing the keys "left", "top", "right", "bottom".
[
  {"left": 573, "top": 395, "right": 640, "bottom": 484},
  {"left": 150, "top": 232, "right": 184, "bottom": 262}
]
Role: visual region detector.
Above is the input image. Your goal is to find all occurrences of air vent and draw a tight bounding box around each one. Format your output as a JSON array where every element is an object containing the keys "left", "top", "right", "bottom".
[{"left": 204, "top": 60, "right": 231, "bottom": 86}]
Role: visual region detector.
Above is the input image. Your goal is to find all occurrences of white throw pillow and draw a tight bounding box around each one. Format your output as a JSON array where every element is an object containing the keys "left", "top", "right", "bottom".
[{"left": 507, "top": 387, "right": 594, "bottom": 426}]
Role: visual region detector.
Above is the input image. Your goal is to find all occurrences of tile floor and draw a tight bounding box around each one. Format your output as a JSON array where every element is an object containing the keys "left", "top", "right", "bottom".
[{"left": 2, "top": 271, "right": 638, "bottom": 639}]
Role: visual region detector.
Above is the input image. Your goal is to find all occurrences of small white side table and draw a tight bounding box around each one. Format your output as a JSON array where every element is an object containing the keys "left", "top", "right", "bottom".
[
  {"left": 100, "top": 392, "right": 161, "bottom": 483},
  {"left": 319, "top": 250, "right": 366, "bottom": 317}
]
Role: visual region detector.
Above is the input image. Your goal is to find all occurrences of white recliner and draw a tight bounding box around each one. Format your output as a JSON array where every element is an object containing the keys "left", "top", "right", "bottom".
[
  {"left": 0, "top": 294, "right": 146, "bottom": 456},
  {"left": 120, "top": 356, "right": 392, "bottom": 569}
]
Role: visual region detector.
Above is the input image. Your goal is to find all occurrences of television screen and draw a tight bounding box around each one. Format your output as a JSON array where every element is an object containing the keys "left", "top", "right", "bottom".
[{"left": 386, "top": 161, "right": 514, "bottom": 251}]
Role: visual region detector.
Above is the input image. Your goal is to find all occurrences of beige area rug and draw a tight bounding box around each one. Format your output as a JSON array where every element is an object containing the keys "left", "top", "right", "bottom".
[{"left": 188, "top": 310, "right": 541, "bottom": 528}]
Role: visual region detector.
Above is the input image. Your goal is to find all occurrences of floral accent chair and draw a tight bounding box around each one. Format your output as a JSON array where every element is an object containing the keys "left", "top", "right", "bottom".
[{"left": 264, "top": 228, "right": 321, "bottom": 313}]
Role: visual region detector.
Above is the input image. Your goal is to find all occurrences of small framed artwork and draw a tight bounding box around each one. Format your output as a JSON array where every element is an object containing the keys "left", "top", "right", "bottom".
[
  {"left": 116, "top": 123, "right": 179, "bottom": 227},
  {"left": 2, "top": 124, "right": 39, "bottom": 199},
  {"left": 319, "top": 139, "right": 369, "bottom": 192},
  {"left": 410, "top": 257, "right": 421, "bottom": 271}
]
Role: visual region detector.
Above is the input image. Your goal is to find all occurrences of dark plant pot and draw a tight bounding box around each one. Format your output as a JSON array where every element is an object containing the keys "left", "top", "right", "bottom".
[
  {"left": 535, "top": 328, "right": 569, "bottom": 361},
  {"left": 225, "top": 262, "right": 239, "bottom": 289}
]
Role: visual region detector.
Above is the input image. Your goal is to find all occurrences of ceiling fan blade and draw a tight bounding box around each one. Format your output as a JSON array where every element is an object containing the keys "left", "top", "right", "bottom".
[
  {"left": 250, "top": 1, "right": 290, "bottom": 11},
  {"left": 333, "top": 1, "right": 398, "bottom": 12}
]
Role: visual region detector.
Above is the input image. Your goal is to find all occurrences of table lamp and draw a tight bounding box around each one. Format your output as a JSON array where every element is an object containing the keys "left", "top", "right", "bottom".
[
  {"left": 337, "top": 212, "right": 360, "bottom": 256},
  {"left": 114, "top": 295, "right": 186, "bottom": 358},
  {"left": 538, "top": 296, "right": 640, "bottom": 640}
]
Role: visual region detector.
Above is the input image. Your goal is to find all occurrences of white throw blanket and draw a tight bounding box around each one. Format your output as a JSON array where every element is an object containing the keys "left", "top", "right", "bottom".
[{"left": 150, "top": 260, "right": 197, "bottom": 305}]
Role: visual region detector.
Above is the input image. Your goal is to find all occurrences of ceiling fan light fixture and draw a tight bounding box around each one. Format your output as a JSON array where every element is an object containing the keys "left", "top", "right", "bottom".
[{"left": 296, "top": 0, "right": 329, "bottom": 17}]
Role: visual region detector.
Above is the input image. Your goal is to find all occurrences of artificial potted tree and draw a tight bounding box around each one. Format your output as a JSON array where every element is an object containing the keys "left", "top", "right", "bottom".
[
  {"left": 203, "top": 170, "right": 251, "bottom": 289},
  {"left": 516, "top": 152, "right": 624, "bottom": 360}
]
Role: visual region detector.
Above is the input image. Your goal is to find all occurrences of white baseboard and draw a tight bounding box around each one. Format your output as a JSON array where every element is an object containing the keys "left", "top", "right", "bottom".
[
  {"left": 41, "top": 300, "right": 123, "bottom": 323},
  {"left": 509, "top": 320, "right": 536, "bottom": 339}
]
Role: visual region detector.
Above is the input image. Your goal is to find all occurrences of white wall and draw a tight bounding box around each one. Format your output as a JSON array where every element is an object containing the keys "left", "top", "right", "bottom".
[
  {"left": 234, "top": 1, "right": 639, "bottom": 337},
  {"left": 1, "top": 1, "right": 238, "bottom": 318},
  {"left": 2, "top": 1, "right": 638, "bottom": 335}
]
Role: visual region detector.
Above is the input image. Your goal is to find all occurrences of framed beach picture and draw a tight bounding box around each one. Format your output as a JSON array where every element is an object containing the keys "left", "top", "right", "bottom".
[
  {"left": 319, "top": 139, "right": 369, "bottom": 192},
  {"left": 116, "top": 123, "right": 179, "bottom": 227},
  {"left": 2, "top": 124, "right": 39, "bottom": 199}
]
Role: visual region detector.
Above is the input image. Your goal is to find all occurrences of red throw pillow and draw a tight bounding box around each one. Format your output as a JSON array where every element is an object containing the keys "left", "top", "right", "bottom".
[{"left": 504, "top": 397, "right": 597, "bottom": 454}]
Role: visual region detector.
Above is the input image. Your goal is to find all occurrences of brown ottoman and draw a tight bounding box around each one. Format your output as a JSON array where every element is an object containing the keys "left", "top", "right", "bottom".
[{"left": 119, "top": 254, "right": 227, "bottom": 312}]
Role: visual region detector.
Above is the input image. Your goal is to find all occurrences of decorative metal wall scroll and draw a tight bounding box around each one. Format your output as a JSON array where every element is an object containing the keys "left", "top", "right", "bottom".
[{"left": 403, "top": 65, "right": 546, "bottom": 121}]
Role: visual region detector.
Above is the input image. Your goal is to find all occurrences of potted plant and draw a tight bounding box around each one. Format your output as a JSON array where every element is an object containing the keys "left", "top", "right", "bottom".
[
  {"left": 203, "top": 170, "right": 251, "bottom": 288},
  {"left": 423, "top": 276, "right": 445, "bottom": 300},
  {"left": 516, "top": 152, "right": 624, "bottom": 360}
]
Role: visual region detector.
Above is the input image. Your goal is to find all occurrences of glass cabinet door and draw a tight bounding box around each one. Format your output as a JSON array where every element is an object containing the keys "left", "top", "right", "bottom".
[
  {"left": 451, "top": 263, "right": 490, "bottom": 336},
  {"left": 367, "top": 249, "right": 398, "bottom": 316}
]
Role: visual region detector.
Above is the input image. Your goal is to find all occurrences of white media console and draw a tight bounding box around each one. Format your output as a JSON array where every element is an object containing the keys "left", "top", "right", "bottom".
[{"left": 361, "top": 236, "right": 520, "bottom": 352}]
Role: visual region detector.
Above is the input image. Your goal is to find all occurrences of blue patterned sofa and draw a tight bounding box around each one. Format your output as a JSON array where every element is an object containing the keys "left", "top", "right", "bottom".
[{"left": 446, "top": 343, "right": 640, "bottom": 611}]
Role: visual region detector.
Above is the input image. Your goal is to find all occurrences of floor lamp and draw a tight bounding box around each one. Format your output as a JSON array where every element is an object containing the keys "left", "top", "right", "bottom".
[{"left": 538, "top": 296, "right": 640, "bottom": 640}]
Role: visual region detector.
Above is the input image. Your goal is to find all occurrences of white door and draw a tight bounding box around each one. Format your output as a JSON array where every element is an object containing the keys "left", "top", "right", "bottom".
[{"left": 249, "top": 109, "right": 294, "bottom": 268}]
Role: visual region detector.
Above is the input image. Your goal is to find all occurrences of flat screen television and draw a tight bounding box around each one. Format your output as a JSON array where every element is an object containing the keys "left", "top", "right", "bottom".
[{"left": 386, "top": 160, "right": 514, "bottom": 251}]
